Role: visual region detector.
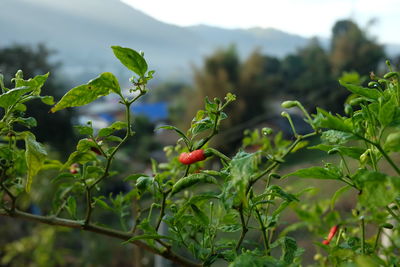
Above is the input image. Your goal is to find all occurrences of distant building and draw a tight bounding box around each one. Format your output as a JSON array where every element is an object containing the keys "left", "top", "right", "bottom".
[{"left": 78, "top": 97, "right": 169, "bottom": 130}]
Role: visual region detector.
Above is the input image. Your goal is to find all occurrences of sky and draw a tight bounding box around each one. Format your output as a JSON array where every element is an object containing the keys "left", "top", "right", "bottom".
[{"left": 122, "top": 0, "right": 400, "bottom": 44}]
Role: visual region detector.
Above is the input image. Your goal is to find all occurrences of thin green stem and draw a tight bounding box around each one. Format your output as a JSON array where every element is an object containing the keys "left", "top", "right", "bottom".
[
  {"left": 235, "top": 205, "right": 248, "bottom": 252},
  {"left": 296, "top": 102, "right": 316, "bottom": 130},
  {"left": 373, "top": 227, "right": 382, "bottom": 252},
  {"left": 283, "top": 113, "right": 298, "bottom": 137},
  {"left": 254, "top": 206, "right": 270, "bottom": 255},
  {"left": 339, "top": 176, "right": 356, "bottom": 188},
  {"left": 249, "top": 132, "right": 317, "bottom": 186},
  {"left": 0, "top": 177, "right": 16, "bottom": 212},
  {"left": 155, "top": 192, "right": 167, "bottom": 231},
  {"left": 386, "top": 206, "right": 400, "bottom": 223},
  {"left": 84, "top": 185, "right": 92, "bottom": 225},
  {"left": 355, "top": 134, "right": 400, "bottom": 175},
  {"left": 194, "top": 111, "right": 220, "bottom": 150},
  {"left": 339, "top": 153, "right": 351, "bottom": 175},
  {"left": 85, "top": 102, "right": 134, "bottom": 224},
  {"left": 207, "top": 148, "right": 231, "bottom": 162},
  {"left": 361, "top": 217, "right": 366, "bottom": 254}
]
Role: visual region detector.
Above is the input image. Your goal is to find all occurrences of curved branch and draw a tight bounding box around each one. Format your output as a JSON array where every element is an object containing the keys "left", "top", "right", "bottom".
[{"left": 0, "top": 209, "right": 201, "bottom": 267}]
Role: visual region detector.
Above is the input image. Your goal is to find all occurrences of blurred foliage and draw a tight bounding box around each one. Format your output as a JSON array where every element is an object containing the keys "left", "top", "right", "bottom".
[
  {"left": 0, "top": 43, "right": 76, "bottom": 154},
  {"left": 179, "top": 19, "right": 385, "bottom": 150}
]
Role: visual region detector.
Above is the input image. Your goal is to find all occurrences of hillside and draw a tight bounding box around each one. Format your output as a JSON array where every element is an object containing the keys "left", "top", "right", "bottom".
[
  {"left": 2, "top": 0, "right": 399, "bottom": 85},
  {"left": 0, "top": 0, "right": 314, "bottom": 83}
]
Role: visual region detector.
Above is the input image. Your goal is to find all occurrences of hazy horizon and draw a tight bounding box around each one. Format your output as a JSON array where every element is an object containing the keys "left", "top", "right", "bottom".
[{"left": 122, "top": 0, "right": 400, "bottom": 44}]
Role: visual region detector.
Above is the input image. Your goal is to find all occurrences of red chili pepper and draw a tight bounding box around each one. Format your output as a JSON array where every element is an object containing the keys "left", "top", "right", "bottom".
[
  {"left": 322, "top": 225, "right": 339, "bottom": 245},
  {"left": 178, "top": 149, "right": 206, "bottom": 165}
]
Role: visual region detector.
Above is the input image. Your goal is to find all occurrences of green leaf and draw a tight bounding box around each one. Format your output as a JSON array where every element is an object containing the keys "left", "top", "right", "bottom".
[
  {"left": 352, "top": 169, "right": 399, "bottom": 208},
  {"left": 280, "top": 237, "right": 298, "bottom": 264},
  {"left": 86, "top": 166, "right": 104, "bottom": 178},
  {"left": 40, "top": 95, "right": 54, "bottom": 105},
  {"left": 313, "top": 108, "right": 352, "bottom": 132},
  {"left": 135, "top": 176, "right": 153, "bottom": 193},
  {"left": 14, "top": 73, "right": 49, "bottom": 95},
  {"left": 268, "top": 185, "right": 298, "bottom": 202},
  {"left": 15, "top": 117, "right": 37, "bottom": 128},
  {"left": 309, "top": 144, "right": 365, "bottom": 159},
  {"left": 321, "top": 130, "right": 356, "bottom": 144},
  {"left": 218, "top": 224, "right": 241, "bottom": 233},
  {"left": 190, "top": 204, "right": 209, "bottom": 225},
  {"left": 98, "top": 121, "right": 128, "bottom": 137},
  {"left": 229, "top": 252, "right": 281, "bottom": 267},
  {"left": 63, "top": 151, "right": 97, "bottom": 169},
  {"left": 284, "top": 166, "right": 341, "bottom": 180},
  {"left": 24, "top": 132, "right": 47, "bottom": 192},
  {"left": 124, "top": 173, "right": 148, "bottom": 182},
  {"left": 291, "top": 140, "right": 309, "bottom": 153},
  {"left": 111, "top": 46, "right": 148, "bottom": 76},
  {"left": 74, "top": 125, "right": 93, "bottom": 136},
  {"left": 171, "top": 173, "right": 217, "bottom": 196},
  {"left": 66, "top": 196, "right": 77, "bottom": 219},
  {"left": 339, "top": 80, "right": 381, "bottom": 100},
  {"left": 384, "top": 132, "right": 400, "bottom": 152},
  {"left": 0, "top": 73, "right": 4, "bottom": 91},
  {"left": 14, "top": 103, "right": 26, "bottom": 112},
  {"left": 76, "top": 139, "right": 96, "bottom": 152},
  {"left": 0, "top": 86, "right": 32, "bottom": 109},
  {"left": 379, "top": 96, "right": 396, "bottom": 126},
  {"left": 42, "top": 159, "right": 63, "bottom": 170},
  {"left": 330, "top": 185, "right": 351, "bottom": 210},
  {"left": 51, "top": 72, "right": 119, "bottom": 112},
  {"left": 105, "top": 135, "right": 123, "bottom": 142},
  {"left": 190, "top": 118, "right": 213, "bottom": 136},
  {"left": 221, "top": 151, "right": 260, "bottom": 208},
  {"left": 93, "top": 197, "right": 112, "bottom": 211},
  {"left": 157, "top": 125, "right": 190, "bottom": 147}
]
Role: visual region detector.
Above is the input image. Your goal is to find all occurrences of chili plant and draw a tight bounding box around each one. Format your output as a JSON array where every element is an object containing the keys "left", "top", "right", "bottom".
[{"left": 0, "top": 46, "right": 399, "bottom": 266}]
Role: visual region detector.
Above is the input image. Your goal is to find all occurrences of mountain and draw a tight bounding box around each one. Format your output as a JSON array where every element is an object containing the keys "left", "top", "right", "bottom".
[
  {"left": 187, "top": 25, "right": 308, "bottom": 58},
  {"left": 1, "top": 0, "right": 205, "bottom": 83},
  {"left": 2, "top": 0, "right": 398, "bottom": 85}
]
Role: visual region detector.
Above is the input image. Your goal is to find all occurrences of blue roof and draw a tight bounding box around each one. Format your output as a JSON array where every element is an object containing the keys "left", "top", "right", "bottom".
[{"left": 131, "top": 102, "right": 168, "bottom": 121}]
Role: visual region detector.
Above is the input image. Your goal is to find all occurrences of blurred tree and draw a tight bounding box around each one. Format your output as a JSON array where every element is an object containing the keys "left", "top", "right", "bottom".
[
  {"left": 0, "top": 43, "right": 76, "bottom": 154},
  {"left": 328, "top": 20, "right": 385, "bottom": 112},
  {"left": 282, "top": 38, "right": 334, "bottom": 111},
  {"left": 330, "top": 19, "right": 385, "bottom": 77},
  {"left": 188, "top": 45, "right": 242, "bottom": 128},
  {"left": 240, "top": 50, "right": 282, "bottom": 121}
]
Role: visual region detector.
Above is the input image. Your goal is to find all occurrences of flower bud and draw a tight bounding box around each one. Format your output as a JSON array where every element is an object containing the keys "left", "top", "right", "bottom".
[
  {"left": 380, "top": 223, "right": 394, "bottom": 229},
  {"left": 328, "top": 148, "right": 339, "bottom": 155},
  {"left": 269, "top": 173, "right": 281, "bottom": 179},
  {"left": 262, "top": 127, "right": 273, "bottom": 136},
  {"left": 359, "top": 149, "right": 370, "bottom": 165},
  {"left": 281, "top": 111, "right": 289, "bottom": 118},
  {"left": 349, "top": 97, "right": 365, "bottom": 106},
  {"left": 368, "top": 81, "right": 379, "bottom": 88},
  {"left": 344, "top": 104, "right": 353, "bottom": 116},
  {"left": 281, "top": 100, "right": 298, "bottom": 109},
  {"left": 383, "top": 72, "right": 399, "bottom": 79}
]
